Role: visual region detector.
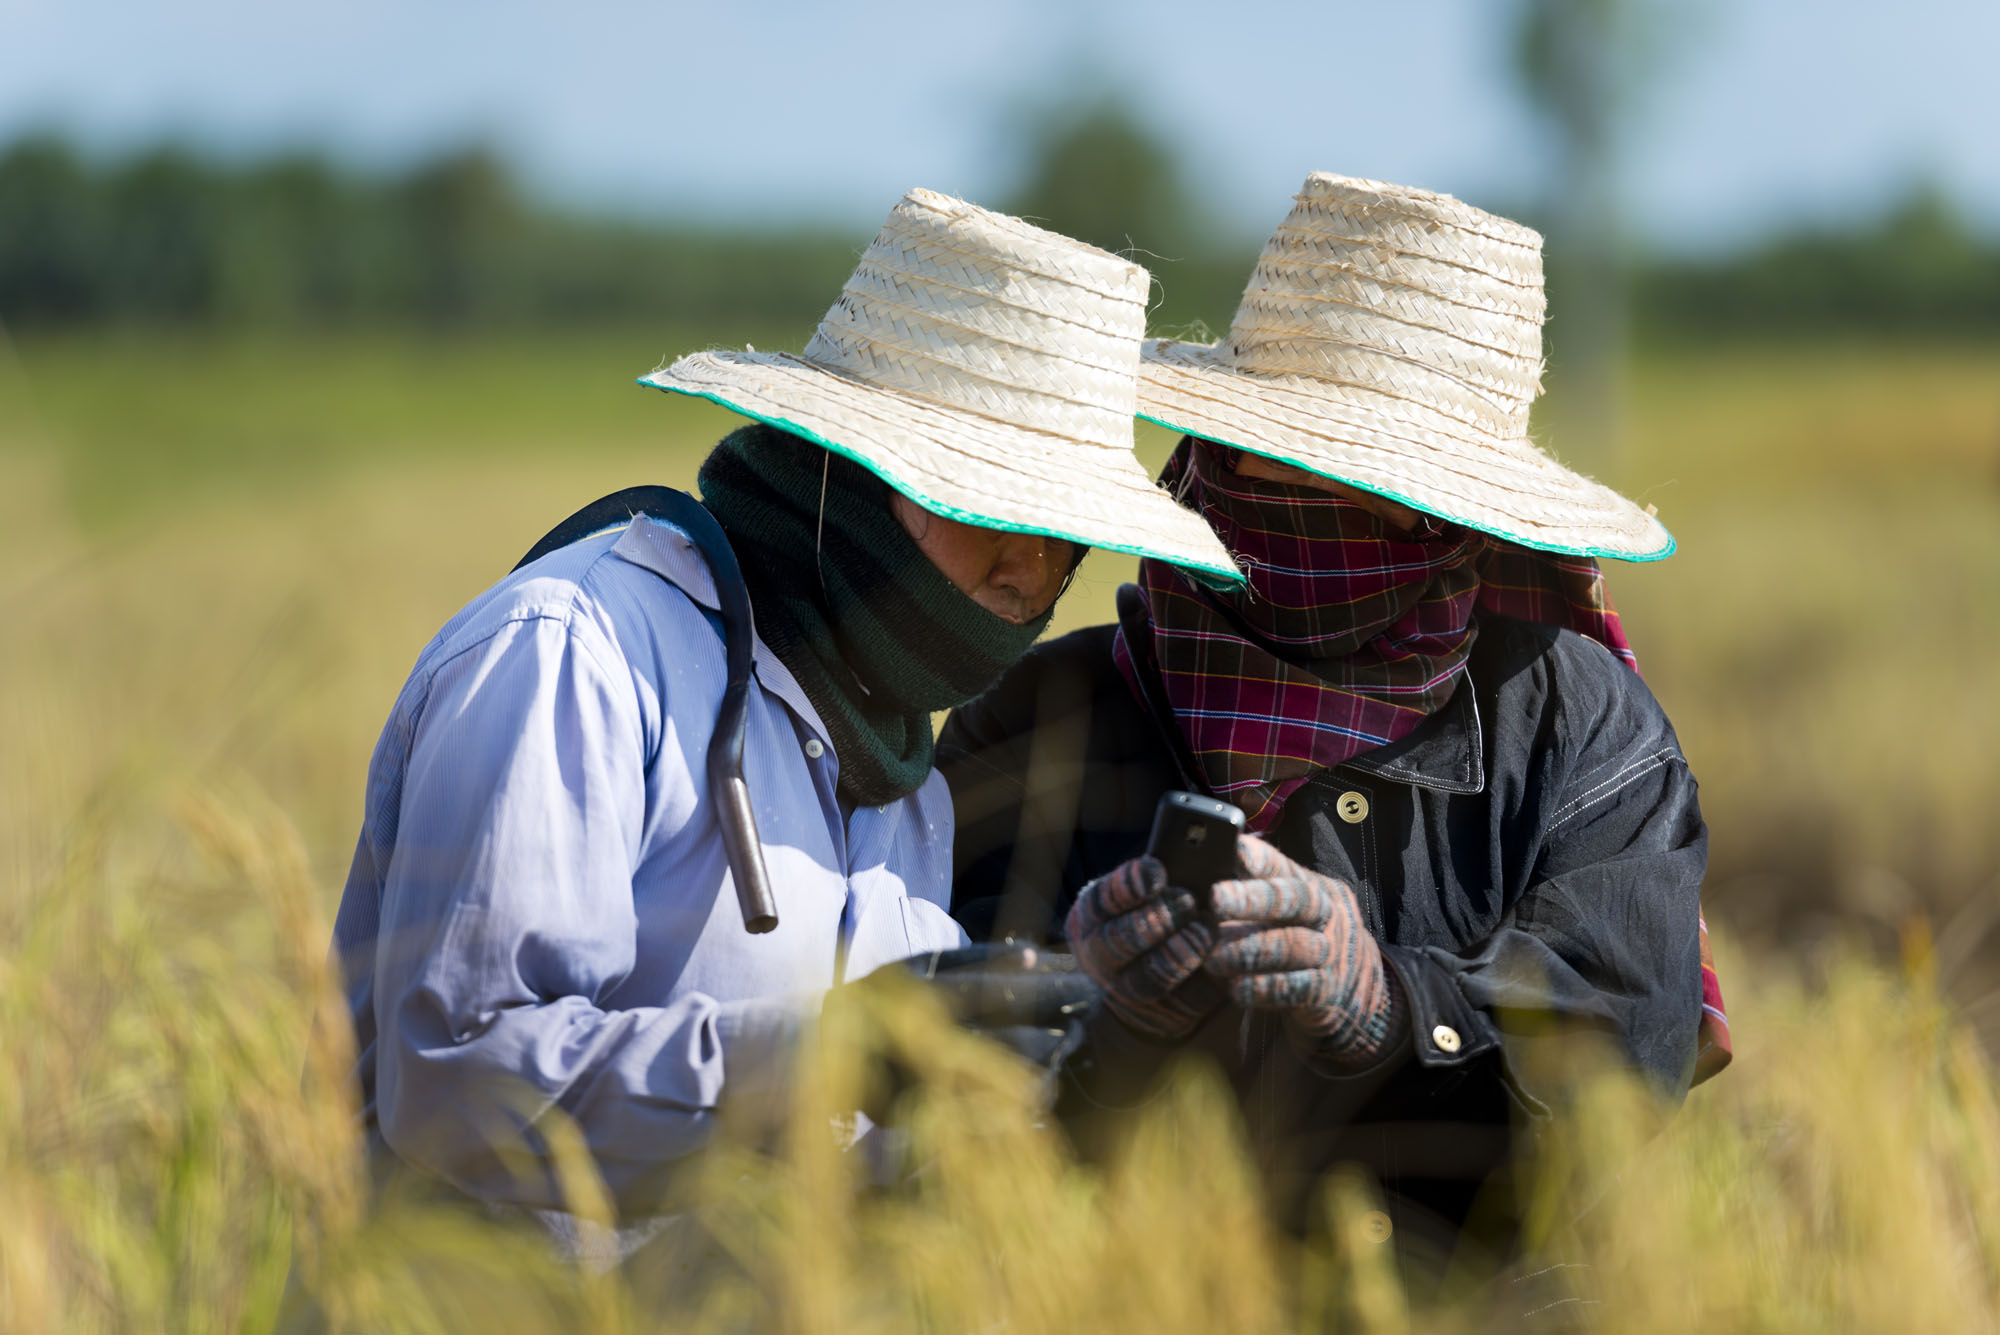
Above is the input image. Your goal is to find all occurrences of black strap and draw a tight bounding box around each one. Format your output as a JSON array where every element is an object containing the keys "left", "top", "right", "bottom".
[
  {"left": 513, "top": 486, "right": 686, "bottom": 573},
  {"left": 1115, "top": 583, "right": 1213, "bottom": 798},
  {"left": 514, "top": 487, "right": 779, "bottom": 933}
]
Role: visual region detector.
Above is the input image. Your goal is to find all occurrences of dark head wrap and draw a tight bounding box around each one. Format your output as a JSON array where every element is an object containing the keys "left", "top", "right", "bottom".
[{"left": 700, "top": 424, "right": 1053, "bottom": 806}]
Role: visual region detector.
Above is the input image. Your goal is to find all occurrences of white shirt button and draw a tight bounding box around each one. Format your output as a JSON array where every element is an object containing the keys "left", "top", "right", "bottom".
[
  {"left": 1431, "top": 1024, "right": 1462, "bottom": 1054},
  {"left": 803, "top": 739, "right": 825, "bottom": 759},
  {"left": 1337, "top": 791, "right": 1369, "bottom": 823}
]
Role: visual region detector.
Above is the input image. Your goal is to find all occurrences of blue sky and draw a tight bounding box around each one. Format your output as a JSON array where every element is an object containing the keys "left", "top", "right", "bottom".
[{"left": 5, "top": 0, "right": 1996, "bottom": 252}]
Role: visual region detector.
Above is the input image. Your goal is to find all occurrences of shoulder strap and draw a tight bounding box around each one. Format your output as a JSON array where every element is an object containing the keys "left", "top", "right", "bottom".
[
  {"left": 512, "top": 485, "right": 695, "bottom": 573},
  {"left": 513, "top": 487, "right": 779, "bottom": 934}
]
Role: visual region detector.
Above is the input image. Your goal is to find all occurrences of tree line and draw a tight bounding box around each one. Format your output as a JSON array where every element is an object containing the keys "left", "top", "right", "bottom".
[
  {"left": 0, "top": 137, "right": 865, "bottom": 333},
  {"left": 3, "top": 128, "right": 1996, "bottom": 339}
]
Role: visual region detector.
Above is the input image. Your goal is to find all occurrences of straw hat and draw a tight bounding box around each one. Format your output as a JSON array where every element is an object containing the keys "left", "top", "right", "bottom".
[
  {"left": 641, "top": 188, "right": 1242, "bottom": 585},
  {"left": 1139, "top": 173, "right": 1672, "bottom": 561}
]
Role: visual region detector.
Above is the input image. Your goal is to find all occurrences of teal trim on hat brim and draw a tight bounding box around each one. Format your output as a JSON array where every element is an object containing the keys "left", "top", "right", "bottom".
[
  {"left": 1137, "top": 410, "right": 1676, "bottom": 564},
  {"left": 638, "top": 376, "right": 1247, "bottom": 588}
]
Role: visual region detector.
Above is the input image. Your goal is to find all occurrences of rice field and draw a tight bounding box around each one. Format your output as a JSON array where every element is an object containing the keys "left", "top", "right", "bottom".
[{"left": 3, "top": 329, "right": 1998, "bottom": 1329}]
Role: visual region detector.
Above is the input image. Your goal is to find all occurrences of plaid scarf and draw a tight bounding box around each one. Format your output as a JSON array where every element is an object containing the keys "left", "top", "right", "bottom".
[
  {"left": 1115, "top": 437, "right": 1730, "bottom": 1077},
  {"left": 1115, "top": 438, "right": 1642, "bottom": 832}
]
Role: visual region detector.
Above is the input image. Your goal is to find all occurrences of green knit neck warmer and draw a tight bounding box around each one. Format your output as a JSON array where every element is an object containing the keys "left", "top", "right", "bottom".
[{"left": 698, "top": 424, "right": 1053, "bottom": 807}]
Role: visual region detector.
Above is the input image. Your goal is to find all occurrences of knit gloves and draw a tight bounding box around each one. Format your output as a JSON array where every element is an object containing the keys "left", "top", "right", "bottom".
[
  {"left": 1208, "top": 836, "right": 1404, "bottom": 1067},
  {"left": 1065, "top": 836, "right": 1403, "bottom": 1066},
  {"left": 1064, "top": 855, "right": 1224, "bottom": 1042}
]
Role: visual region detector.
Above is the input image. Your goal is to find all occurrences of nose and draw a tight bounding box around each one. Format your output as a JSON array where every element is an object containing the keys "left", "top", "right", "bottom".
[{"left": 988, "top": 532, "right": 1064, "bottom": 609}]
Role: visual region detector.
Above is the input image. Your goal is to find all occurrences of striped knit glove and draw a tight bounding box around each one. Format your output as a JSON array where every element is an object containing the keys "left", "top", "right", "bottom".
[
  {"left": 1204, "top": 835, "right": 1404, "bottom": 1067},
  {"left": 1065, "top": 855, "right": 1225, "bottom": 1043}
]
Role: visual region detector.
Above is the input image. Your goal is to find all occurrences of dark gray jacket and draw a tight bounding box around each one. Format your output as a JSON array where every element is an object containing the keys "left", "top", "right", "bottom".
[{"left": 939, "top": 598, "right": 1708, "bottom": 1264}]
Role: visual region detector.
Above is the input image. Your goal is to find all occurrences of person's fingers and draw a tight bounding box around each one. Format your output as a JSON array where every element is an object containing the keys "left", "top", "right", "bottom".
[
  {"left": 1070, "top": 889, "right": 1200, "bottom": 977},
  {"left": 1203, "top": 925, "right": 1331, "bottom": 978},
  {"left": 1067, "top": 861, "right": 1150, "bottom": 956},
  {"left": 1100, "top": 917, "right": 1224, "bottom": 1041},
  {"left": 1225, "top": 968, "right": 1333, "bottom": 1013},
  {"left": 1209, "top": 876, "right": 1337, "bottom": 927},
  {"left": 1233, "top": 833, "right": 1306, "bottom": 882},
  {"left": 1066, "top": 857, "right": 1167, "bottom": 952},
  {"left": 1118, "top": 920, "right": 1217, "bottom": 1001},
  {"left": 1090, "top": 855, "right": 1171, "bottom": 917}
]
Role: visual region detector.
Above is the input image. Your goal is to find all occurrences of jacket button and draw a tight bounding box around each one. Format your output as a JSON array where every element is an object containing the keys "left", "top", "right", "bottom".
[
  {"left": 1431, "top": 1024, "right": 1462, "bottom": 1053},
  {"left": 1336, "top": 791, "right": 1369, "bottom": 823},
  {"left": 1358, "top": 1210, "right": 1393, "bottom": 1244},
  {"left": 804, "top": 739, "right": 825, "bottom": 759}
]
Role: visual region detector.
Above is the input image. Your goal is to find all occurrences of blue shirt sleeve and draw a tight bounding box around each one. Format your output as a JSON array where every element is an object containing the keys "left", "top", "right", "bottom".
[{"left": 369, "top": 610, "right": 801, "bottom": 1210}]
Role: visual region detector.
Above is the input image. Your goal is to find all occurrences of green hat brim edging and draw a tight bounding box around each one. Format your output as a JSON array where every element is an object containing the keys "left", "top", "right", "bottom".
[
  {"left": 642, "top": 378, "right": 1247, "bottom": 589},
  {"left": 1137, "top": 410, "right": 1676, "bottom": 564}
]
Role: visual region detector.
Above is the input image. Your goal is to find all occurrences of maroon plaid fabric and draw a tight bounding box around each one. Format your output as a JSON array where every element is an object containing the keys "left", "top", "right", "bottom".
[
  {"left": 1109, "top": 440, "right": 1730, "bottom": 1077},
  {"left": 1696, "top": 913, "right": 1733, "bottom": 1079},
  {"left": 1115, "top": 439, "right": 1638, "bottom": 833},
  {"left": 1480, "top": 546, "right": 1638, "bottom": 672}
]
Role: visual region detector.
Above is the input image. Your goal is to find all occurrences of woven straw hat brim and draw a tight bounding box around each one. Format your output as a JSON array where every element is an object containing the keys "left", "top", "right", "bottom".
[
  {"left": 643, "top": 349, "right": 1244, "bottom": 585},
  {"left": 1139, "top": 339, "right": 1673, "bottom": 562}
]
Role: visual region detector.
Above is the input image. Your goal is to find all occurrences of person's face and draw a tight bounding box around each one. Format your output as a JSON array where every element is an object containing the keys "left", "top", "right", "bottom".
[
  {"left": 889, "top": 493, "right": 1072, "bottom": 625},
  {"left": 1228, "top": 450, "right": 1425, "bottom": 536}
]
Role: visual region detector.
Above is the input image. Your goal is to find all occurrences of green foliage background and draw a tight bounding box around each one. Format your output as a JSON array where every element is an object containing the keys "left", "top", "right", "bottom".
[{"left": 7, "top": 124, "right": 1998, "bottom": 341}]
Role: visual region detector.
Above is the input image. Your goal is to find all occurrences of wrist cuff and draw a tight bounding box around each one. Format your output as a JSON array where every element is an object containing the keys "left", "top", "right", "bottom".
[{"left": 1296, "top": 962, "right": 1410, "bottom": 1076}]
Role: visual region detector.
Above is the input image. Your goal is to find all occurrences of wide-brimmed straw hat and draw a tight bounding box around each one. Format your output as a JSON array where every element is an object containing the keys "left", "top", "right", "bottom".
[
  {"left": 641, "top": 189, "right": 1242, "bottom": 585},
  {"left": 1139, "top": 173, "right": 1672, "bottom": 561}
]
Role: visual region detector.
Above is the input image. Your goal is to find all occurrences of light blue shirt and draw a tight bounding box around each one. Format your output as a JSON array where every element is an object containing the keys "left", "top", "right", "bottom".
[{"left": 332, "top": 515, "right": 967, "bottom": 1210}]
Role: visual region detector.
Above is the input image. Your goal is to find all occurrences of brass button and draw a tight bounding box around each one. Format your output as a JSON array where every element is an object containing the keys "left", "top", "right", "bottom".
[
  {"left": 1358, "top": 1210, "right": 1394, "bottom": 1244},
  {"left": 1336, "top": 791, "right": 1369, "bottom": 823},
  {"left": 1431, "top": 1024, "right": 1462, "bottom": 1054},
  {"left": 804, "top": 738, "right": 825, "bottom": 759}
]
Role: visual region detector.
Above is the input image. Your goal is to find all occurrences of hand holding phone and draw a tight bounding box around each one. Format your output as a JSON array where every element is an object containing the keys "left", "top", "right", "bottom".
[{"left": 1144, "top": 791, "right": 1246, "bottom": 907}]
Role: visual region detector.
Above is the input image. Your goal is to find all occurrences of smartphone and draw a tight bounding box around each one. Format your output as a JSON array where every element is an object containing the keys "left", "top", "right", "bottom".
[{"left": 1144, "top": 791, "right": 1246, "bottom": 906}]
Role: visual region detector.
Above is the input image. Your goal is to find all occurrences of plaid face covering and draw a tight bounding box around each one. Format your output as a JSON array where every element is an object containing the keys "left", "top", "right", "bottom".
[
  {"left": 1115, "top": 438, "right": 1731, "bottom": 1077},
  {"left": 1119, "top": 438, "right": 1606, "bottom": 832}
]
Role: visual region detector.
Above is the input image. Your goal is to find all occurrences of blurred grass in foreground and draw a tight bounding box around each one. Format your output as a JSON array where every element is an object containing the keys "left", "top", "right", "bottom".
[
  {"left": 2, "top": 331, "right": 1999, "bottom": 1326},
  {"left": 3, "top": 785, "right": 1998, "bottom": 1330}
]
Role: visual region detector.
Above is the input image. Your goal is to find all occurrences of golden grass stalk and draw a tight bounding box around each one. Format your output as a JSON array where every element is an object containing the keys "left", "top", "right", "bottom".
[{"left": 9, "top": 789, "right": 2000, "bottom": 1333}]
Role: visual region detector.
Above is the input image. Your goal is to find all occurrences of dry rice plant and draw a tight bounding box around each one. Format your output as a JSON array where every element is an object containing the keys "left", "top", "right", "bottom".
[
  {"left": 5, "top": 338, "right": 2000, "bottom": 1330},
  {"left": 6, "top": 781, "right": 2000, "bottom": 1331}
]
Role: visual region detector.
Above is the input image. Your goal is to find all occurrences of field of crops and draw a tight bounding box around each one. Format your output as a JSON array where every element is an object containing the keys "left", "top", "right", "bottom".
[{"left": 3, "top": 329, "right": 1999, "bottom": 1329}]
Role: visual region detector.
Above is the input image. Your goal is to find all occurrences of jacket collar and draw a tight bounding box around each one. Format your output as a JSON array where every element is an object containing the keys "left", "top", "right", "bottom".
[{"left": 1338, "top": 671, "right": 1485, "bottom": 795}]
